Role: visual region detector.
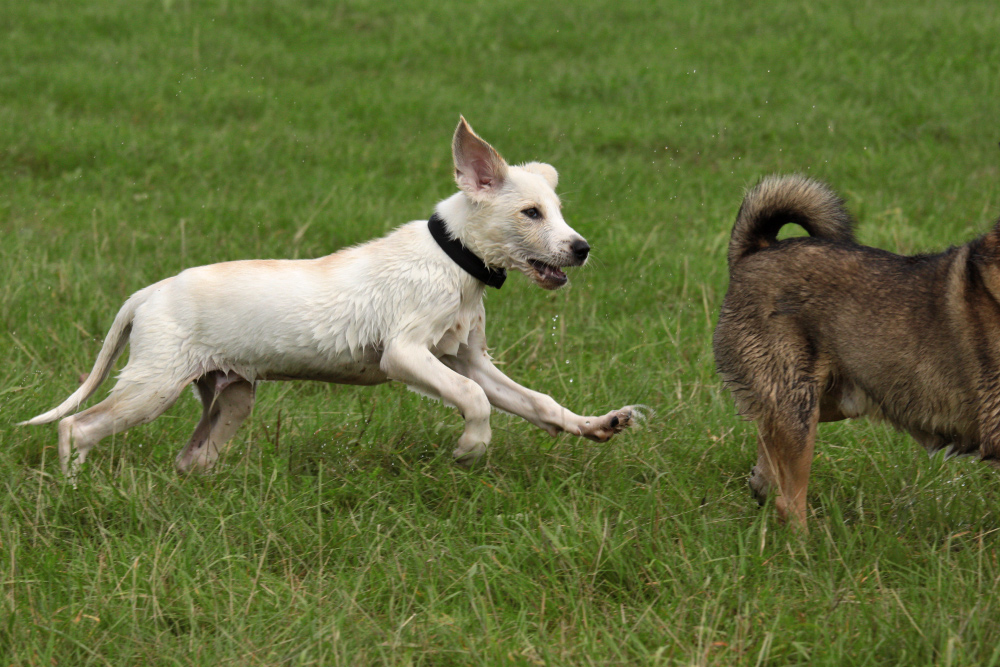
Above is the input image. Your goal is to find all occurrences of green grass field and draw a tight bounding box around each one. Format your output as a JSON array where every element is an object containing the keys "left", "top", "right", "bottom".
[{"left": 2, "top": 0, "right": 1000, "bottom": 664}]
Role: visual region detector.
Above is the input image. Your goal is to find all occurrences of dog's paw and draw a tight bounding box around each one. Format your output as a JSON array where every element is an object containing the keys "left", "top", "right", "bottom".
[
  {"left": 453, "top": 441, "right": 487, "bottom": 469},
  {"left": 581, "top": 405, "right": 640, "bottom": 442}
]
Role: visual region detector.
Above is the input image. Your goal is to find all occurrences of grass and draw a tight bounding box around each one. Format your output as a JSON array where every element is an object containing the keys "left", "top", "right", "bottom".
[{"left": 2, "top": 0, "right": 1000, "bottom": 664}]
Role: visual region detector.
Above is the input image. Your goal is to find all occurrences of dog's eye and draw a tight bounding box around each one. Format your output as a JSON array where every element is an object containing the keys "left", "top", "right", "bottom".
[{"left": 522, "top": 207, "right": 542, "bottom": 220}]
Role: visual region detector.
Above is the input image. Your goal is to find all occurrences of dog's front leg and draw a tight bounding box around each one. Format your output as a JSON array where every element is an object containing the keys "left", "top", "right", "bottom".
[
  {"left": 381, "top": 342, "right": 493, "bottom": 466},
  {"left": 448, "top": 344, "right": 633, "bottom": 443}
]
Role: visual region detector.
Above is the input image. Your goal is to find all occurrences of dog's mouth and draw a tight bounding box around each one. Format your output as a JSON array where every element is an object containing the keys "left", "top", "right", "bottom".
[{"left": 528, "top": 259, "right": 569, "bottom": 290}]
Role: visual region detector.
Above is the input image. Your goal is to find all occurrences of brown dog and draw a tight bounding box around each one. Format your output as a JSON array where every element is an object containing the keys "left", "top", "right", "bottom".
[{"left": 714, "top": 175, "right": 999, "bottom": 529}]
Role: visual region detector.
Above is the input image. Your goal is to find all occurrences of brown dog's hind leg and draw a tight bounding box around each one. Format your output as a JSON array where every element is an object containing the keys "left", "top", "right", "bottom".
[
  {"left": 753, "top": 405, "right": 819, "bottom": 532},
  {"left": 749, "top": 433, "right": 775, "bottom": 505},
  {"left": 175, "top": 372, "right": 255, "bottom": 474}
]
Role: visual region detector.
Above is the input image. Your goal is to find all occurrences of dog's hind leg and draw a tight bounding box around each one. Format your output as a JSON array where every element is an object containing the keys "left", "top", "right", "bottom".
[
  {"left": 57, "top": 378, "right": 189, "bottom": 479},
  {"left": 750, "top": 387, "right": 845, "bottom": 514},
  {"left": 748, "top": 433, "right": 775, "bottom": 505},
  {"left": 754, "top": 406, "right": 819, "bottom": 532},
  {"left": 174, "top": 372, "right": 255, "bottom": 474}
]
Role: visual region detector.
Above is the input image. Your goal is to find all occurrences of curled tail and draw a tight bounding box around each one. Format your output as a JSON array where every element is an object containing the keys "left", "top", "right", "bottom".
[
  {"left": 20, "top": 289, "right": 148, "bottom": 425},
  {"left": 727, "top": 174, "right": 855, "bottom": 268}
]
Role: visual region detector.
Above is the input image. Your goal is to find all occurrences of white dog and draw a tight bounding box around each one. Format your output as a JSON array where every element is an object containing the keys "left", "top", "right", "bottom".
[{"left": 23, "top": 118, "right": 634, "bottom": 476}]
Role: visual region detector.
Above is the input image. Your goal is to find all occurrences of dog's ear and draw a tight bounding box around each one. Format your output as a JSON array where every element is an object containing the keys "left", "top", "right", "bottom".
[
  {"left": 453, "top": 117, "right": 508, "bottom": 200},
  {"left": 521, "top": 162, "right": 558, "bottom": 190}
]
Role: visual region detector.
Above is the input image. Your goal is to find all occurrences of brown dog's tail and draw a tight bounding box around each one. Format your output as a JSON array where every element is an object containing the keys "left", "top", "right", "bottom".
[
  {"left": 727, "top": 174, "right": 855, "bottom": 268},
  {"left": 19, "top": 287, "right": 149, "bottom": 426}
]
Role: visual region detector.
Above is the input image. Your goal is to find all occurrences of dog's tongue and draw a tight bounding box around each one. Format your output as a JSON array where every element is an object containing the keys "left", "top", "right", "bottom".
[
  {"left": 543, "top": 265, "right": 566, "bottom": 281},
  {"left": 537, "top": 262, "right": 567, "bottom": 285}
]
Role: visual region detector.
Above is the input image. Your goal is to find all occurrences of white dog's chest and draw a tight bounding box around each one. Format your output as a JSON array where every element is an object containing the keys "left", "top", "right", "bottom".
[{"left": 431, "top": 306, "right": 481, "bottom": 358}]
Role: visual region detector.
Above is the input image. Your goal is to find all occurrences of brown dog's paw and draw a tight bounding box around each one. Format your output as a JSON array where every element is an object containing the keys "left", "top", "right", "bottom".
[
  {"left": 581, "top": 405, "right": 640, "bottom": 442},
  {"left": 748, "top": 466, "right": 772, "bottom": 506}
]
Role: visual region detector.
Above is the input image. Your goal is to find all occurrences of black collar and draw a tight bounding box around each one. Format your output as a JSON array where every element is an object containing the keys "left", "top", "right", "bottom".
[{"left": 427, "top": 214, "right": 506, "bottom": 289}]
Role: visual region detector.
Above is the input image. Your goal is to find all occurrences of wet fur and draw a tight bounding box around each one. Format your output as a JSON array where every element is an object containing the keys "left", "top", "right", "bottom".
[
  {"left": 23, "top": 118, "right": 635, "bottom": 477},
  {"left": 714, "top": 174, "right": 1000, "bottom": 529}
]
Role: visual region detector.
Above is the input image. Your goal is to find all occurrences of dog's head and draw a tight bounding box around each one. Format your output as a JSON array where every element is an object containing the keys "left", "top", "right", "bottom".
[{"left": 448, "top": 117, "right": 589, "bottom": 290}]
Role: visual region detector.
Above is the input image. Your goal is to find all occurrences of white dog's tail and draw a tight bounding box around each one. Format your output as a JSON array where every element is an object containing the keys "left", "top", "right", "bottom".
[{"left": 20, "top": 288, "right": 148, "bottom": 426}]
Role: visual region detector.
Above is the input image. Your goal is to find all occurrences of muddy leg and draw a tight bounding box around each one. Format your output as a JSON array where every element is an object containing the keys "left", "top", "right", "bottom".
[
  {"left": 753, "top": 409, "right": 818, "bottom": 532},
  {"left": 175, "top": 373, "right": 255, "bottom": 473},
  {"left": 174, "top": 377, "right": 216, "bottom": 471},
  {"left": 749, "top": 432, "right": 776, "bottom": 506}
]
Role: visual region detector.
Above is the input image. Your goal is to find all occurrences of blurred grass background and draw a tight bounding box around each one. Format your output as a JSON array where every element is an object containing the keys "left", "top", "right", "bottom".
[{"left": 2, "top": 0, "right": 999, "bottom": 664}]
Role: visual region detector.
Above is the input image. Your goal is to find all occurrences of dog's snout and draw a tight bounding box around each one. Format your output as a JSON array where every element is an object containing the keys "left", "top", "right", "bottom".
[{"left": 571, "top": 239, "right": 590, "bottom": 263}]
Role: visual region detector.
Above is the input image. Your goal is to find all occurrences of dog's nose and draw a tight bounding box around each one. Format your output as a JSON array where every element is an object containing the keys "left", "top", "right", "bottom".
[{"left": 571, "top": 239, "right": 590, "bottom": 263}]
